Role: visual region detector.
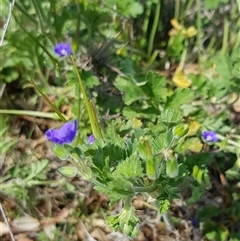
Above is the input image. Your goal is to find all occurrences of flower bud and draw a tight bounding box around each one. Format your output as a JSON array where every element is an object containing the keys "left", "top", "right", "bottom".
[
  {"left": 166, "top": 158, "right": 179, "bottom": 178},
  {"left": 146, "top": 157, "right": 159, "bottom": 180},
  {"left": 58, "top": 166, "right": 78, "bottom": 177},
  {"left": 172, "top": 124, "right": 189, "bottom": 139},
  {"left": 137, "top": 138, "right": 152, "bottom": 160},
  {"left": 138, "top": 138, "right": 159, "bottom": 180},
  {"left": 53, "top": 145, "right": 69, "bottom": 160}
]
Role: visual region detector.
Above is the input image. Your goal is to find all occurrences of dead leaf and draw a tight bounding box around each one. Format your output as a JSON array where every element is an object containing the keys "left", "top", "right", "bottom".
[
  {"left": 187, "top": 121, "right": 201, "bottom": 136},
  {"left": 233, "top": 97, "right": 240, "bottom": 112},
  {"left": 15, "top": 233, "right": 34, "bottom": 241},
  {"left": 0, "top": 221, "right": 9, "bottom": 236},
  {"left": 43, "top": 223, "right": 56, "bottom": 241},
  {"left": 12, "top": 216, "right": 40, "bottom": 232}
]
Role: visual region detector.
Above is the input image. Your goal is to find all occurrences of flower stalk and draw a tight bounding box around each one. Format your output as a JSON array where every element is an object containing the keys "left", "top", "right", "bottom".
[
  {"left": 30, "top": 79, "right": 67, "bottom": 122},
  {"left": 70, "top": 55, "right": 103, "bottom": 139}
]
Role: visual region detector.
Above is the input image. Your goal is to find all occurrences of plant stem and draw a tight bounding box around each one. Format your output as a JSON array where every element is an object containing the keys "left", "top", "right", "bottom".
[
  {"left": 123, "top": 195, "right": 132, "bottom": 210},
  {"left": 70, "top": 56, "right": 103, "bottom": 139},
  {"left": 221, "top": 16, "right": 228, "bottom": 54},
  {"left": 147, "top": 1, "right": 161, "bottom": 59},
  {"left": 217, "top": 134, "right": 240, "bottom": 148},
  {"left": 32, "top": 52, "right": 49, "bottom": 88},
  {"left": 174, "top": 0, "right": 180, "bottom": 20},
  {"left": 50, "top": 0, "right": 59, "bottom": 40},
  {"left": 145, "top": 50, "right": 159, "bottom": 69},
  {"left": 30, "top": 80, "right": 67, "bottom": 122},
  {"left": 232, "top": 0, "right": 240, "bottom": 54},
  {"left": 143, "top": 4, "right": 152, "bottom": 40},
  {"left": 133, "top": 183, "right": 157, "bottom": 193},
  {"left": 90, "top": 101, "right": 103, "bottom": 139},
  {"left": 14, "top": 19, "right": 57, "bottom": 63},
  {"left": 32, "top": 0, "right": 55, "bottom": 43},
  {"left": 32, "top": 0, "right": 47, "bottom": 36},
  {"left": 14, "top": 1, "right": 37, "bottom": 25},
  {"left": 75, "top": 0, "right": 81, "bottom": 46},
  {"left": 196, "top": 0, "right": 202, "bottom": 69},
  {"left": 179, "top": 40, "right": 188, "bottom": 69}
]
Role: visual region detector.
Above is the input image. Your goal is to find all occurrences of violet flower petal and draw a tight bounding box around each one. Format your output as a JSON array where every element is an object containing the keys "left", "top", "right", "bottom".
[
  {"left": 46, "top": 120, "right": 78, "bottom": 145},
  {"left": 88, "top": 134, "right": 95, "bottom": 145},
  {"left": 54, "top": 42, "right": 72, "bottom": 57},
  {"left": 202, "top": 130, "right": 218, "bottom": 143}
]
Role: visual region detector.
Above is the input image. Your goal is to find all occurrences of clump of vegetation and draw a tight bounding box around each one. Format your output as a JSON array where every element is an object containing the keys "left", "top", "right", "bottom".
[{"left": 0, "top": 0, "right": 239, "bottom": 240}]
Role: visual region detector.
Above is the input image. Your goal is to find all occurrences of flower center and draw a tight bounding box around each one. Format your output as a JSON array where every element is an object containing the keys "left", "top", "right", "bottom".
[
  {"left": 60, "top": 49, "right": 67, "bottom": 56},
  {"left": 206, "top": 135, "right": 212, "bottom": 141}
]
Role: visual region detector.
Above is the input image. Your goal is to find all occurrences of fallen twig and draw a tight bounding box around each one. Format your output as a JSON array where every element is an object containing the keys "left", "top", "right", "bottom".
[
  {"left": 0, "top": 0, "right": 15, "bottom": 47},
  {"left": 0, "top": 202, "right": 15, "bottom": 241}
]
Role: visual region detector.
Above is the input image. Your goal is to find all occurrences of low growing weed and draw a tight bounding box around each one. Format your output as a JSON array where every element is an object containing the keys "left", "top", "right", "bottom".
[{"left": 0, "top": 0, "right": 239, "bottom": 240}]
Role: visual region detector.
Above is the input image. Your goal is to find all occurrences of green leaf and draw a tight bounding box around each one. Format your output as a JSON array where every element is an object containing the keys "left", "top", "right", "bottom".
[
  {"left": 225, "top": 159, "right": 240, "bottom": 181},
  {"left": 115, "top": 75, "right": 145, "bottom": 105},
  {"left": 204, "top": 0, "right": 219, "bottom": 9},
  {"left": 106, "top": 207, "right": 140, "bottom": 238},
  {"left": 160, "top": 107, "right": 183, "bottom": 124},
  {"left": 95, "top": 179, "right": 133, "bottom": 205},
  {"left": 185, "top": 153, "right": 212, "bottom": 167},
  {"left": 186, "top": 185, "right": 205, "bottom": 205},
  {"left": 0, "top": 137, "right": 18, "bottom": 155},
  {"left": 177, "top": 137, "right": 203, "bottom": 153},
  {"left": 215, "top": 54, "right": 232, "bottom": 80},
  {"left": 151, "top": 132, "right": 173, "bottom": 153},
  {"left": 167, "top": 33, "right": 185, "bottom": 59},
  {"left": 199, "top": 206, "right": 220, "bottom": 220},
  {"left": 113, "top": 155, "right": 143, "bottom": 180},
  {"left": 123, "top": 106, "right": 158, "bottom": 119},
  {"left": 145, "top": 72, "right": 167, "bottom": 105},
  {"left": 81, "top": 71, "right": 100, "bottom": 88},
  {"left": 90, "top": 143, "right": 128, "bottom": 172},
  {"left": 105, "top": 0, "right": 143, "bottom": 18},
  {"left": 112, "top": 179, "right": 133, "bottom": 195},
  {"left": 165, "top": 88, "right": 194, "bottom": 108},
  {"left": 204, "top": 223, "right": 229, "bottom": 241},
  {"left": 148, "top": 121, "right": 167, "bottom": 134},
  {"left": 192, "top": 165, "right": 212, "bottom": 189},
  {"left": 127, "top": 2, "right": 143, "bottom": 18},
  {"left": 158, "top": 198, "right": 170, "bottom": 214},
  {"left": 2, "top": 69, "right": 19, "bottom": 83},
  {"left": 204, "top": 0, "right": 229, "bottom": 10},
  {"left": 24, "top": 159, "right": 49, "bottom": 182},
  {"left": 94, "top": 185, "right": 123, "bottom": 205},
  {"left": 211, "top": 54, "right": 233, "bottom": 98}
]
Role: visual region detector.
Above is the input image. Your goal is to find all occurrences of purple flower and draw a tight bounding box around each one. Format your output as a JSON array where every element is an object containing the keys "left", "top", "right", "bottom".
[
  {"left": 88, "top": 134, "right": 95, "bottom": 145},
  {"left": 54, "top": 42, "right": 72, "bottom": 57},
  {"left": 46, "top": 120, "right": 78, "bottom": 145},
  {"left": 202, "top": 130, "right": 218, "bottom": 143}
]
